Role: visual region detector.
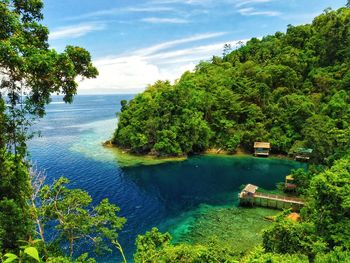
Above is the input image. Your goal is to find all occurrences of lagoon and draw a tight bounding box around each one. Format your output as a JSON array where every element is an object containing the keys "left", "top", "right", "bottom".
[{"left": 29, "top": 95, "right": 305, "bottom": 262}]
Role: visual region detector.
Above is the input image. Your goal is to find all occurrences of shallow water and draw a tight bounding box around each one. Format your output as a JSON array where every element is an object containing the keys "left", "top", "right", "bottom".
[{"left": 29, "top": 95, "right": 305, "bottom": 262}]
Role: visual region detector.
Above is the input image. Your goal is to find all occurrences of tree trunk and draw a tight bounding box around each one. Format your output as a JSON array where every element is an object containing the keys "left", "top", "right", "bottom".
[
  {"left": 69, "top": 237, "right": 74, "bottom": 257},
  {"left": 113, "top": 240, "right": 128, "bottom": 263}
]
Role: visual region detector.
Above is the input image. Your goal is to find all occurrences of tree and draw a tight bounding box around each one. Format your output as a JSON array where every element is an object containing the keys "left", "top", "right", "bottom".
[
  {"left": 301, "top": 115, "right": 336, "bottom": 163},
  {"left": 134, "top": 228, "right": 237, "bottom": 263},
  {"left": 303, "top": 157, "right": 350, "bottom": 249},
  {"left": 242, "top": 246, "right": 308, "bottom": 263},
  {"left": 288, "top": 168, "right": 313, "bottom": 195},
  {"left": 0, "top": 0, "right": 98, "bottom": 156},
  {"left": 39, "top": 177, "right": 126, "bottom": 258},
  {"left": 263, "top": 211, "right": 327, "bottom": 261},
  {"left": 222, "top": 43, "right": 232, "bottom": 57},
  {"left": 1, "top": 243, "right": 42, "bottom": 263},
  {"left": 0, "top": 0, "right": 98, "bottom": 253},
  {"left": 0, "top": 199, "right": 32, "bottom": 252},
  {"left": 134, "top": 227, "right": 172, "bottom": 263},
  {"left": 2, "top": 248, "right": 97, "bottom": 263},
  {"left": 315, "top": 248, "right": 350, "bottom": 263},
  {"left": 0, "top": 149, "right": 32, "bottom": 251}
]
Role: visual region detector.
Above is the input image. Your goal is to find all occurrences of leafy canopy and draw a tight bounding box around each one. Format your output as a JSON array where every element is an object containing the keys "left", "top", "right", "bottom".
[
  {"left": 0, "top": 0, "right": 98, "bottom": 257},
  {"left": 39, "top": 177, "right": 126, "bottom": 257},
  {"left": 113, "top": 7, "right": 350, "bottom": 164}
]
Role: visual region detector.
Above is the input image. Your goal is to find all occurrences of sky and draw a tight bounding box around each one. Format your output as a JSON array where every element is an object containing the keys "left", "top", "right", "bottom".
[{"left": 42, "top": 0, "right": 346, "bottom": 94}]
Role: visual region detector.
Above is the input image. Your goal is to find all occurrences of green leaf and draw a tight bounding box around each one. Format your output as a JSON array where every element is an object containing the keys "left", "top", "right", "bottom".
[
  {"left": 24, "top": 247, "right": 40, "bottom": 262},
  {"left": 3, "top": 253, "right": 18, "bottom": 263}
]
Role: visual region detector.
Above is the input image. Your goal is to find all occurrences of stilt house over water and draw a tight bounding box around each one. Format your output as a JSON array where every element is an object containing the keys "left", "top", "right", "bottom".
[
  {"left": 239, "top": 184, "right": 304, "bottom": 211},
  {"left": 239, "top": 184, "right": 258, "bottom": 206},
  {"left": 294, "top": 148, "right": 313, "bottom": 162},
  {"left": 254, "top": 142, "right": 271, "bottom": 157},
  {"left": 240, "top": 184, "right": 258, "bottom": 198}
]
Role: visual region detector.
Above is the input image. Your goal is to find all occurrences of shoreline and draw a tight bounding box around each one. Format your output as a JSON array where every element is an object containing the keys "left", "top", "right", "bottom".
[
  {"left": 103, "top": 140, "right": 187, "bottom": 166},
  {"left": 103, "top": 141, "right": 296, "bottom": 166},
  {"left": 204, "top": 147, "right": 294, "bottom": 161}
]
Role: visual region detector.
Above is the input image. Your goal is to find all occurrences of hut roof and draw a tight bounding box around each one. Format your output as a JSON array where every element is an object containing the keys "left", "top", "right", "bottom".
[
  {"left": 243, "top": 184, "right": 258, "bottom": 194},
  {"left": 287, "top": 212, "right": 300, "bottom": 222},
  {"left": 286, "top": 175, "right": 294, "bottom": 181},
  {"left": 254, "top": 142, "right": 271, "bottom": 149},
  {"left": 297, "top": 148, "right": 313, "bottom": 154}
]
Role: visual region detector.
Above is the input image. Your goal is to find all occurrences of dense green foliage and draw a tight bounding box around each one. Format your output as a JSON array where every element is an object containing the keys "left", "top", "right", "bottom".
[
  {"left": 0, "top": 175, "right": 126, "bottom": 262},
  {"left": 0, "top": 149, "right": 32, "bottom": 250},
  {"left": 0, "top": 0, "right": 98, "bottom": 252},
  {"left": 261, "top": 156, "right": 350, "bottom": 261},
  {"left": 0, "top": 0, "right": 98, "bottom": 156},
  {"left": 262, "top": 212, "right": 326, "bottom": 260},
  {"left": 0, "top": 1, "right": 124, "bottom": 262},
  {"left": 38, "top": 177, "right": 126, "bottom": 258},
  {"left": 241, "top": 246, "right": 309, "bottom": 263},
  {"left": 114, "top": 7, "right": 350, "bottom": 163},
  {"left": 303, "top": 157, "right": 350, "bottom": 250},
  {"left": 134, "top": 228, "right": 239, "bottom": 263}
]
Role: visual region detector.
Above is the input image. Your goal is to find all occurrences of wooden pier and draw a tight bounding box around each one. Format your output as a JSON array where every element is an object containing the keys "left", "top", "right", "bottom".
[{"left": 239, "top": 184, "right": 304, "bottom": 211}]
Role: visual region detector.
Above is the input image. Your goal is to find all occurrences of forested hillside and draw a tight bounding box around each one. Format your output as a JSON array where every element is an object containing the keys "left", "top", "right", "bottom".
[{"left": 113, "top": 7, "right": 350, "bottom": 163}]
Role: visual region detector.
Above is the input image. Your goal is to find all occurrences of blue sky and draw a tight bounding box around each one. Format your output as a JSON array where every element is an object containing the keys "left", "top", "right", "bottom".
[{"left": 43, "top": 0, "right": 346, "bottom": 94}]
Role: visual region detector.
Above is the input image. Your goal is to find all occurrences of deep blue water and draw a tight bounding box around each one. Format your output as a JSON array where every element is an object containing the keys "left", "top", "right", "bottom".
[{"left": 29, "top": 95, "right": 304, "bottom": 262}]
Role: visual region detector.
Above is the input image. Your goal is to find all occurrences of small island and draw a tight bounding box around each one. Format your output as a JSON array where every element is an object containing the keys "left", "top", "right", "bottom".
[{"left": 111, "top": 8, "right": 350, "bottom": 166}]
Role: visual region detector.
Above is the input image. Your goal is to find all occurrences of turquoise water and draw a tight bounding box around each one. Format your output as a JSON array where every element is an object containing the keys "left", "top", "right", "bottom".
[{"left": 29, "top": 95, "right": 305, "bottom": 262}]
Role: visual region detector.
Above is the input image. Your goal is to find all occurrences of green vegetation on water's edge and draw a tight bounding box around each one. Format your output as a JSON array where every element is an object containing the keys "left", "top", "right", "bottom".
[
  {"left": 106, "top": 144, "right": 187, "bottom": 167},
  {"left": 113, "top": 7, "right": 350, "bottom": 165}
]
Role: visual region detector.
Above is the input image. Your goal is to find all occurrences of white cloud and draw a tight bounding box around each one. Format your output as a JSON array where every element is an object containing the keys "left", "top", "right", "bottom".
[
  {"left": 78, "top": 56, "right": 163, "bottom": 93},
  {"left": 126, "top": 6, "right": 175, "bottom": 12},
  {"left": 146, "top": 42, "right": 230, "bottom": 61},
  {"left": 50, "top": 23, "right": 105, "bottom": 40},
  {"left": 238, "top": 7, "right": 281, "bottom": 16},
  {"left": 141, "top": 17, "right": 189, "bottom": 24},
  {"left": 235, "top": 0, "right": 273, "bottom": 8},
  {"left": 145, "top": 39, "right": 248, "bottom": 65},
  {"left": 150, "top": 0, "right": 213, "bottom": 5},
  {"left": 66, "top": 6, "right": 175, "bottom": 21},
  {"left": 135, "top": 32, "right": 227, "bottom": 56},
  {"left": 78, "top": 36, "right": 246, "bottom": 94}
]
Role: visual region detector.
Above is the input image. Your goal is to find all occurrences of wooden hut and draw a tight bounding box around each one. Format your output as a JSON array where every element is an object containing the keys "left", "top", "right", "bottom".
[
  {"left": 254, "top": 142, "right": 271, "bottom": 157},
  {"left": 285, "top": 175, "right": 297, "bottom": 191},
  {"left": 239, "top": 184, "right": 258, "bottom": 206},
  {"left": 295, "top": 148, "right": 313, "bottom": 162},
  {"left": 240, "top": 184, "right": 258, "bottom": 197}
]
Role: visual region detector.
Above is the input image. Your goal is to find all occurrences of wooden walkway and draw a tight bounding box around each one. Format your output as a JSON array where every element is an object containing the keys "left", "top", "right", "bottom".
[
  {"left": 239, "top": 184, "right": 304, "bottom": 211},
  {"left": 254, "top": 192, "right": 304, "bottom": 205}
]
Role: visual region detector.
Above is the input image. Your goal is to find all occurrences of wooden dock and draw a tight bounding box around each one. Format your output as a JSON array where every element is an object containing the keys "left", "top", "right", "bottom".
[{"left": 239, "top": 184, "right": 304, "bottom": 211}]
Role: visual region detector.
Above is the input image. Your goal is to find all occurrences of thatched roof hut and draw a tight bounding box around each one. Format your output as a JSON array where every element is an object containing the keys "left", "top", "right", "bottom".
[{"left": 254, "top": 142, "right": 271, "bottom": 156}]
